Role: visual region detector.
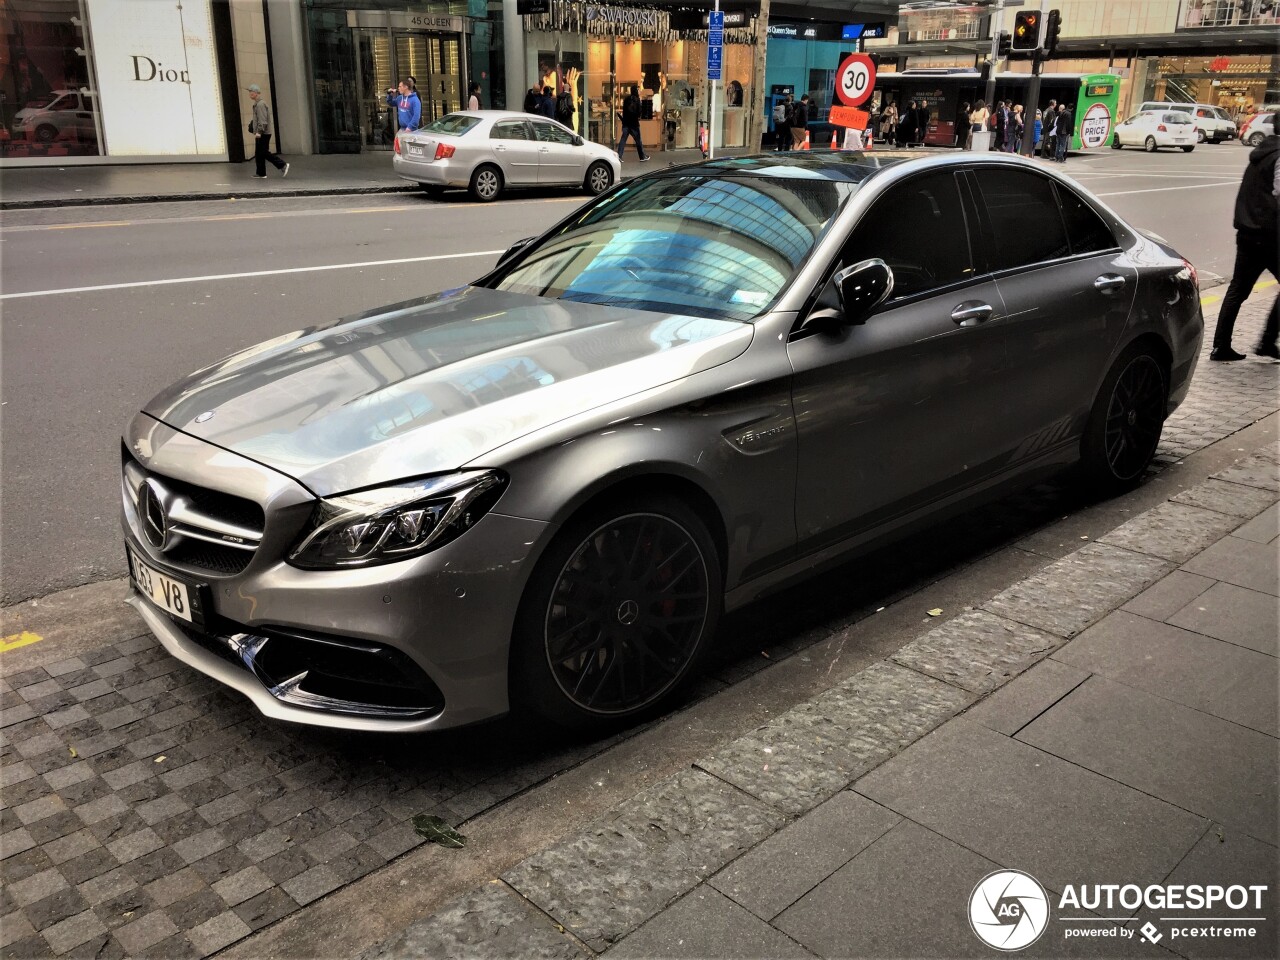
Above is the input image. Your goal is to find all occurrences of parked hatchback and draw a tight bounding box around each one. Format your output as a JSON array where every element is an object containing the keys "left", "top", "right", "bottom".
[
  {"left": 1238, "top": 112, "right": 1275, "bottom": 147},
  {"left": 1112, "top": 112, "right": 1197, "bottom": 151},
  {"left": 121, "top": 152, "right": 1202, "bottom": 734},
  {"left": 393, "top": 110, "right": 621, "bottom": 202},
  {"left": 1138, "top": 101, "right": 1236, "bottom": 143}
]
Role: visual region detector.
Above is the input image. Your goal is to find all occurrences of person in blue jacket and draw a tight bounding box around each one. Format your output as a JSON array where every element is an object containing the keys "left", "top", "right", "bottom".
[{"left": 386, "top": 79, "right": 421, "bottom": 133}]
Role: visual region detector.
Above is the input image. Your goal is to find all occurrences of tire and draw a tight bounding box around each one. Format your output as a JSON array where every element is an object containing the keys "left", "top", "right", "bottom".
[
  {"left": 1080, "top": 343, "right": 1168, "bottom": 497},
  {"left": 1182, "top": 145, "right": 1194, "bottom": 153},
  {"left": 584, "top": 160, "right": 614, "bottom": 196},
  {"left": 1111, "top": 134, "right": 1122, "bottom": 149},
  {"left": 34, "top": 124, "right": 57, "bottom": 144},
  {"left": 1144, "top": 136, "right": 1158, "bottom": 153},
  {"left": 1246, "top": 132, "right": 1265, "bottom": 147},
  {"left": 469, "top": 164, "right": 502, "bottom": 202},
  {"left": 419, "top": 184, "right": 444, "bottom": 199},
  {"left": 1195, "top": 128, "right": 1206, "bottom": 143},
  {"left": 511, "top": 494, "right": 723, "bottom": 730}
]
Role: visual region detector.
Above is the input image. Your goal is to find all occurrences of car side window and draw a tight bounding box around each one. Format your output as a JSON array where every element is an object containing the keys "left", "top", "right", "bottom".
[
  {"left": 1054, "top": 185, "right": 1117, "bottom": 255},
  {"left": 531, "top": 121, "right": 574, "bottom": 144},
  {"left": 974, "top": 168, "right": 1070, "bottom": 269},
  {"left": 491, "top": 121, "right": 529, "bottom": 141},
  {"left": 840, "top": 171, "right": 973, "bottom": 302}
]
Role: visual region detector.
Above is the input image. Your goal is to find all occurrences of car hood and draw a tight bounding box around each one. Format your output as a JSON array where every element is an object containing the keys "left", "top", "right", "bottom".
[{"left": 143, "top": 286, "right": 751, "bottom": 496}]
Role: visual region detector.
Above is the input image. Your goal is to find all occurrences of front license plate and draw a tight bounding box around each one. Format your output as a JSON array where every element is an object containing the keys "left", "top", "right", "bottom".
[
  {"left": 127, "top": 545, "right": 203, "bottom": 625},
  {"left": 407, "top": 143, "right": 426, "bottom": 158}
]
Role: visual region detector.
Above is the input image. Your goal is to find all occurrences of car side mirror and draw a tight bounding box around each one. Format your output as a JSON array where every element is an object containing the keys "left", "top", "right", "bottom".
[
  {"left": 572, "top": 135, "right": 584, "bottom": 146},
  {"left": 499, "top": 236, "right": 535, "bottom": 264},
  {"left": 834, "top": 258, "right": 894, "bottom": 325}
]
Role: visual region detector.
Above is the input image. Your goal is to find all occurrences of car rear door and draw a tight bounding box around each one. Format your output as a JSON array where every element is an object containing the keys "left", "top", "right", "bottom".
[
  {"left": 530, "top": 119, "right": 585, "bottom": 185},
  {"left": 968, "top": 166, "right": 1136, "bottom": 464},
  {"left": 787, "top": 169, "right": 1010, "bottom": 549},
  {"left": 489, "top": 119, "right": 540, "bottom": 185}
]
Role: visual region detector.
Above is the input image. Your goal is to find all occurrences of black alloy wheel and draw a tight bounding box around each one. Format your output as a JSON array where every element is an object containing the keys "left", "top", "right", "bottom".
[
  {"left": 1081, "top": 346, "right": 1167, "bottom": 495},
  {"left": 513, "top": 496, "right": 721, "bottom": 728}
]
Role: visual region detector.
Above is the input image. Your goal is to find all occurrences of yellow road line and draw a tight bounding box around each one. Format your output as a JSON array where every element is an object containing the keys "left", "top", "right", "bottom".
[
  {"left": 45, "top": 221, "right": 131, "bottom": 230},
  {"left": 0, "top": 631, "right": 43, "bottom": 653},
  {"left": 1201, "top": 294, "right": 1222, "bottom": 305}
]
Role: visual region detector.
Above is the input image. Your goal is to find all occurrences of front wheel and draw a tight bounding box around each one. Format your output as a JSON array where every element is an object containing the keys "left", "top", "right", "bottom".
[
  {"left": 1111, "top": 134, "right": 1122, "bottom": 149},
  {"left": 469, "top": 164, "right": 502, "bottom": 202},
  {"left": 1144, "top": 136, "right": 1158, "bottom": 152},
  {"left": 1080, "top": 344, "right": 1168, "bottom": 497},
  {"left": 584, "top": 160, "right": 614, "bottom": 196},
  {"left": 1246, "top": 132, "right": 1265, "bottom": 147},
  {"left": 511, "top": 495, "right": 722, "bottom": 730}
]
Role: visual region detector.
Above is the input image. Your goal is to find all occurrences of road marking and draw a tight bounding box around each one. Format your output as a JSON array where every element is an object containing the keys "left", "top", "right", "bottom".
[
  {"left": 44, "top": 221, "right": 133, "bottom": 230},
  {"left": 1094, "top": 182, "right": 1237, "bottom": 197},
  {"left": 0, "top": 250, "right": 505, "bottom": 300},
  {"left": 0, "top": 631, "right": 43, "bottom": 653},
  {"left": 1201, "top": 281, "right": 1275, "bottom": 305}
]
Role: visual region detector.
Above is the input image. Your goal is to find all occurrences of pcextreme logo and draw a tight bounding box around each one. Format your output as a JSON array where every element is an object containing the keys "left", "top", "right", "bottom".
[{"left": 969, "top": 871, "right": 1271, "bottom": 952}]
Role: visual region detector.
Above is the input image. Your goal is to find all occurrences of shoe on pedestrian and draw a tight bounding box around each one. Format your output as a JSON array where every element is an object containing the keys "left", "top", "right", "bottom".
[
  {"left": 1255, "top": 342, "right": 1280, "bottom": 360},
  {"left": 251, "top": 174, "right": 268, "bottom": 179},
  {"left": 1209, "top": 346, "right": 1246, "bottom": 362},
  {"left": 281, "top": 162, "right": 290, "bottom": 178},
  {"left": 640, "top": 155, "right": 649, "bottom": 162}
]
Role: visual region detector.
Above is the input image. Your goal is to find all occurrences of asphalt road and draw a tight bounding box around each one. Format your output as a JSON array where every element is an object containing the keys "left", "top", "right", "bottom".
[{"left": 0, "top": 144, "right": 1254, "bottom": 604}]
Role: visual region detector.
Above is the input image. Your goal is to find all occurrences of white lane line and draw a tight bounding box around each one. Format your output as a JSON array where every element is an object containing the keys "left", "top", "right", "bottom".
[
  {"left": 0, "top": 250, "right": 504, "bottom": 300},
  {"left": 1094, "top": 181, "right": 1237, "bottom": 197}
]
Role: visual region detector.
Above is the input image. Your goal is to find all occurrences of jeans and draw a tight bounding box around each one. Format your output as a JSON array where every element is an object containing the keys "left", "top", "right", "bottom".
[
  {"left": 1212, "top": 233, "right": 1280, "bottom": 349},
  {"left": 254, "top": 134, "right": 285, "bottom": 176},
  {"left": 617, "top": 125, "right": 646, "bottom": 160},
  {"left": 1054, "top": 132, "right": 1068, "bottom": 161}
]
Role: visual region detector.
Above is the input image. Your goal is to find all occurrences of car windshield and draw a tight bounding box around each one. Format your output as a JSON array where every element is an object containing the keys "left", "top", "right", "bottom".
[
  {"left": 422, "top": 114, "right": 480, "bottom": 136},
  {"left": 489, "top": 174, "right": 856, "bottom": 321}
]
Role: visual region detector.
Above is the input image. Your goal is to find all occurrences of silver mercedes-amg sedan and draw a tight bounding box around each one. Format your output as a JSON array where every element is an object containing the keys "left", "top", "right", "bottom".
[{"left": 121, "top": 151, "right": 1202, "bottom": 734}]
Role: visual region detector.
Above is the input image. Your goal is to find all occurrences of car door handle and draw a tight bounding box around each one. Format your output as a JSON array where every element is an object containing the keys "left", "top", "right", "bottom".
[
  {"left": 1094, "top": 274, "right": 1127, "bottom": 294},
  {"left": 951, "top": 302, "right": 994, "bottom": 326}
]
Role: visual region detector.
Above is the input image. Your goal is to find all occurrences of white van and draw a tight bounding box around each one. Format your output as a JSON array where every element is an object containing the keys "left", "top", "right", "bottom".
[{"left": 1137, "top": 102, "right": 1236, "bottom": 143}]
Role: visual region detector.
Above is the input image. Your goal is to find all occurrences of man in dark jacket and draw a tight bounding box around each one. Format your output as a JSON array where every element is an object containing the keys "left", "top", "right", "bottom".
[
  {"left": 791, "top": 94, "right": 810, "bottom": 149},
  {"left": 915, "top": 98, "right": 931, "bottom": 146},
  {"left": 1054, "top": 104, "right": 1073, "bottom": 161},
  {"left": 1041, "top": 100, "right": 1057, "bottom": 158},
  {"left": 555, "top": 84, "right": 575, "bottom": 128},
  {"left": 617, "top": 85, "right": 648, "bottom": 161},
  {"left": 539, "top": 86, "right": 556, "bottom": 119},
  {"left": 992, "top": 100, "right": 1007, "bottom": 152},
  {"left": 1210, "top": 135, "right": 1280, "bottom": 361}
]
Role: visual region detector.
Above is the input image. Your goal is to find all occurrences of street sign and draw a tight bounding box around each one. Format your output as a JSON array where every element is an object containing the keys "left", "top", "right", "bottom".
[
  {"left": 834, "top": 53, "right": 875, "bottom": 108},
  {"left": 829, "top": 106, "right": 871, "bottom": 129},
  {"left": 708, "top": 10, "right": 724, "bottom": 80}
]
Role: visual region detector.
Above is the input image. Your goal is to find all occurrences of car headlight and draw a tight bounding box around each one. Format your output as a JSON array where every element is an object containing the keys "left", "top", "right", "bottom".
[{"left": 288, "top": 470, "right": 506, "bottom": 569}]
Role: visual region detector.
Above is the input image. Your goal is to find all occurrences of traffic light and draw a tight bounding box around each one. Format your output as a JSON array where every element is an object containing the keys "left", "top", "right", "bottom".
[
  {"left": 1012, "top": 10, "right": 1042, "bottom": 50},
  {"left": 996, "top": 30, "right": 1012, "bottom": 58},
  {"left": 1044, "top": 9, "right": 1063, "bottom": 56}
]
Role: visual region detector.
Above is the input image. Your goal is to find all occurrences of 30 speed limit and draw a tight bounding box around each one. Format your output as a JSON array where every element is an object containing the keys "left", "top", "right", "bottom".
[{"left": 835, "top": 54, "right": 876, "bottom": 108}]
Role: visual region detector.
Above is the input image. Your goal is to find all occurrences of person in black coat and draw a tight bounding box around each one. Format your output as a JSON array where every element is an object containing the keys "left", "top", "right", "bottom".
[
  {"left": 1053, "top": 104, "right": 1073, "bottom": 161},
  {"left": 616, "top": 84, "right": 648, "bottom": 161},
  {"left": 915, "top": 98, "right": 931, "bottom": 146},
  {"left": 897, "top": 100, "right": 917, "bottom": 146},
  {"left": 539, "top": 86, "right": 556, "bottom": 119},
  {"left": 992, "top": 100, "right": 1007, "bottom": 151}
]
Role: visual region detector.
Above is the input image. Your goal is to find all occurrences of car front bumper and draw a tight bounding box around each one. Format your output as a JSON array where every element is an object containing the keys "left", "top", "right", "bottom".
[{"left": 121, "top": 415, "right": 549, "bottom": 732}]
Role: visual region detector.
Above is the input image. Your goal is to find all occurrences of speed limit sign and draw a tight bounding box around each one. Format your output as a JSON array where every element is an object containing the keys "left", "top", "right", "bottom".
[{"left": 835, "top": 54, "right": 876, "bottom": 108}]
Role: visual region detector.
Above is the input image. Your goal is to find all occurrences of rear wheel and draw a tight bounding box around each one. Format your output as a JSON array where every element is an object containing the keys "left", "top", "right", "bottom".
[
  {"left": 1144, "top": 136, "right": 1158, "bottom": 152},
  {"left": 511, "top": 495, "right": 722, "bottom": 730},
  {"left": 584, "top": 160, "right": 614, "bottom": 196},
  {"left": 1080, "top": 344, "right": 1168, "bottom": 496},
  {"left": 469, "top": 164, "right": 502, "bottom": 202},
  {"left": 1195, "top": 128, "right": 1206, "bottom": 143},
  {"left": 1182, "top": 145, "right": 1195, "bottom": 153},
  {"left": 1247, "top": 132, "right": 1265, "bottom": 147},
  {"left": 34, "top": 124, "right": 57, "bottom": 143}
]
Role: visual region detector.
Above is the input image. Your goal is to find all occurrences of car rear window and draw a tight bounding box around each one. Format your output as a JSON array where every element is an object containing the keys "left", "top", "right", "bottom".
[{"left": 421, "top": 114, "right": 480, "bottom": 136}]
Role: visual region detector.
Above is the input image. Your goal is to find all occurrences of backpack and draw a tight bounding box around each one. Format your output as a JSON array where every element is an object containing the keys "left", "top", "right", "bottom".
[
  {"left": 773, "top": 102, "right": 787, "bottom": 124},
  {"left": 556, "top": 92, "right": 574, "bottom": 122}
]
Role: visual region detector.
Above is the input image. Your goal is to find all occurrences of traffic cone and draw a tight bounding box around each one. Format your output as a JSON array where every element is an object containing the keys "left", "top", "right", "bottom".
[
  {"left": 801, "top": 131, "right": 811, "bottom": 150},
  {"left": 830, "top": 130, "right": 839, "bottom": 149},
  {"left": 864, "top": 131, "right": 872, "bottom": 152}
]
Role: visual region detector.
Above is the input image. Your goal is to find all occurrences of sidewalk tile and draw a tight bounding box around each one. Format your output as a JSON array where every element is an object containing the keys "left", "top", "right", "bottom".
[
  {"left": 9, "top": 867, "right": 69, "bottom": 906},
  {"left": 1099, "top": 502, "right": 1244, "bottom": 563},
  {"left": 1167, "top": 581, "right": 1278, "bottom": 657},
  {"left": 856, "top": 720, "right": 1206, "bottom": 899},
  {"left": 359, "top": 884, "right": 584, "bottom": 960},
  {"left": 1121, "top": 570, "right": 1215, "bottom": 621},
  {"left": 77, "top": 867, "right": 137, "bottom": 906},
  {"left": 892, "top": 610, "right": 1062, "bottom": 694},
  {"left": 188, "top": 911, "right": 253, "bottom": 955},
  {"left": 710, "top": 791, "right": 900, "bottom": 921},
  {"left": 611, "top": 886, "right": 811, "bottom": 959},
  {"left": 211, "top": 866, "right": 272, "bottom": 907},
  {"left": 964, "top": 659, "right": 1091, "bottom": 736},
  {"left": 984, "top": 543, "right": 1173, "bottom": 639},
  {"left": 1054, "top": 611, "right": 1277, "bottom": 735},
  {"left": 1171, "top": 479, "right": 1276, "bottom": 519},
  {"left": 1182, "top": 536, "right": 1278, "bottom": 597},
  {"left": 1212, "top": 456, "right": 1279, "bottom": 493},
  {"left": 114, "top": 911, "right": 177, "bottom": 955},
  {"left": 1231, "top": 502, "right": 1278, "bottom": 544},
  {"left": 41, "top": 908, "right": 107, "bottom": 954},
  {"left": 279, "top": 863, "right": 342, "bottom": 905},
  {"left": 1018, "top": 677, "right": 1277, "bottom": 845}
]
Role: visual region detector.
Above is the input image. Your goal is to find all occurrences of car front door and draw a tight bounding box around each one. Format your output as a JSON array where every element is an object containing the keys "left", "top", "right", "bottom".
[
  {"left": 787, "top": 169, "right": 1011, "bottom": 551},
  {"left": 968, "top": 166, "right": 1136, "bottom": 464},
  {"left": 489, "top": 119, "right": 540, "bottom": 185},
  {"left": 530, "top": 119, "right": 585, "bottom": 185}
]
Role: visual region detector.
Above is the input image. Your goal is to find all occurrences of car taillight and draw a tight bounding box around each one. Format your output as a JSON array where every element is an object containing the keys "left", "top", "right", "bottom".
[
  {"left": 394, "top": 135, "right": 401, "bottom": 155},
  {"left": 1182, "top": 258, "right": 1199, "bottom": 290},
  {"left": 1157, "top": 124, "right": 1167, "bottom": 132},
  {"left": 434, "top": 143, "right": 455, "bottom": 160}
]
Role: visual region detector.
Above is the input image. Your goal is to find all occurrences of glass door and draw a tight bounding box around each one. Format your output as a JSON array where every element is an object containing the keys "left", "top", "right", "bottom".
[
  {"left": 393, "top": 33, "right": 462, "bottom": 126},
  {"left": 356, "top": 28, "right": 395, "bottom": 149}
]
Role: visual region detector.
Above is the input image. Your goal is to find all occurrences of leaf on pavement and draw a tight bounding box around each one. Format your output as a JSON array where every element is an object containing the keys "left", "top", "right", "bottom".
[
  {"left": 412, "top": 814, "right": 467, "bottom": 848},
  {"left": 927, "top": 608, "right": 943, "bottom": 617}
]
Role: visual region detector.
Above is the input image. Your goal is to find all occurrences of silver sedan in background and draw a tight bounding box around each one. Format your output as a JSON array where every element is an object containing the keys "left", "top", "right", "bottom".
[{"left": 393, "top": 110, "right": 622, "bottom": 202}]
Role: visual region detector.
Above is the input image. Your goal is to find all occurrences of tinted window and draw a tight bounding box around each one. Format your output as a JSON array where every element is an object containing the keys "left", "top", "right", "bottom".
[
  {"left": 531, "top": 121, "right": 574, "bottom": 144},
  {"left": 841, "top": 172, "right": 972, "bottom": 301},
  {"left": 421, "top": 114, "right": 480, "bottom": 136},
  {"left": 1196, "top": 108, "right": 1212, "bottom": 118},
  {"left": 974, "top": 168, "right": 1070, "bottom": 269},
  {"left": 491, "top": 120, "right": 530, "bottom": 141},
  {"left": 1054, "top": 185, "right": 1117, "bottom": 255},
  {"left": 1164, "top": 113, "right": 1192, "bottom": 125}
]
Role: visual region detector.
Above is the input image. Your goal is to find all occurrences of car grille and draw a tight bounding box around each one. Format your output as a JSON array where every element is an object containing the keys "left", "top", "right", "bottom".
[{"left": 122, "top": 450, "right": 265, "bottom": 576}]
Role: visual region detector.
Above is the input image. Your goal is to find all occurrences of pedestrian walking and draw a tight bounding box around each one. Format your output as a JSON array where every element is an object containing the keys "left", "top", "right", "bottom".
[
  {"left": 1041, "top": 100, "right": 1057, "bottom": 158},
  {"left": 1033, "top": 109, "right": 1043, "bottom": 152},
  {"left": 773, "top": 96, "right": 792, "bottom": 150},
  {"left": 1007, "top": 104, "right": 1024, "bottom": 152},
  {"left": 617, "top": 84, "right": 648, "bottom": 161},
  {"left": 916, "top": 99, "right": 931, "bottom": 146},
  {"left": 791, "top": 94, "right": 810, "bottom": 149},
  {"left": 991, "top": 100, "right": 1006, "bottom": 152},
  {"left": 386, "top": 78, "right": 421, "bottom": 133},
  {"left": 968, "top": 100, "right": 988, "bottom": 150},
  {"left": 1209, "top": 133, "right": 1280, "bottom": 361},
  {"left": 1054, "top": 103, "right": 1073, "bottom": 161},
  {"left": 468, "top": 82, "right": 482, "bottom": 111},
  {"left": 246, "top": 84, "right": 288, "bottom": 179},
  {"left": 956, "top": 101, "right": 970, "bottom": 147},
  {"left": 555, "top": 83, "right": 575, "bottom": 128},
  {"left": 882, "top": 101, "right": 898, "bottom": 143},
  {"left": 897, "top": 100, "right": 917, "bottom": 147}
]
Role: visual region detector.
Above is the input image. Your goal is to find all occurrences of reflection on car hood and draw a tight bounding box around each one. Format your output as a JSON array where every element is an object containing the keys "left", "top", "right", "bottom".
[{"left": 143, "top": 286, "right": 751, "bottom": 496}]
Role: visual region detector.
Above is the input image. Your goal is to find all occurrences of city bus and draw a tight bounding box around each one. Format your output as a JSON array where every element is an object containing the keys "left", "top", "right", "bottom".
[{"left": 867, "top": 69, "right": 1123, "bottom": 151}]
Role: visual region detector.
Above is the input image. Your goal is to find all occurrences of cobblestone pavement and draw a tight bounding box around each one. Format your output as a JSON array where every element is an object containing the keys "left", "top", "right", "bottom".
[{"left": 2, "top": 299, "right": 1276, "bottom": 959}]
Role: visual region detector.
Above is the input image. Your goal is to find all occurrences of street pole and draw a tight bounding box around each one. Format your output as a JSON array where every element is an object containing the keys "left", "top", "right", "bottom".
[
  {"left": 1020, "top": 3, "right": 1046, "bottom": 155},
  {"left": 983, "top": 0, "right": 1004, "bottom": 108},
  {"left": 708, "top": 0, "right": 720, "bottom": 160}
]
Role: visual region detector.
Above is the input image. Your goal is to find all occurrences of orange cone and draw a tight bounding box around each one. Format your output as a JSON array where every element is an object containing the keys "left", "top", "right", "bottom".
[
  {"left": 801, "top": 131, "right": 811, "bottom": 150},
  {"left": 864, "top": 130, "right": 872, "bottom": 152},
  {"left": 831, "top": 130, "right": 839, "bottom": 149}
]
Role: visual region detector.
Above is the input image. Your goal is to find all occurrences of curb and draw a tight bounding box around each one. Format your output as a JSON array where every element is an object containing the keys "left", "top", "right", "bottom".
[{"left": 0, "top": 183, "right": 420, "bottom": 211}]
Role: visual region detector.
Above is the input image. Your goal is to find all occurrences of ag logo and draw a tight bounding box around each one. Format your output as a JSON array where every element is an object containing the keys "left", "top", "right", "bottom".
[{"left": 969, "top": 870, "right": 1049, "bottom": 951}]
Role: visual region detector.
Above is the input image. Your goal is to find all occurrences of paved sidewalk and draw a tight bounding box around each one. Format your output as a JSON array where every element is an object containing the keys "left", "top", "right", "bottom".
[{"left": 0, "top": 148, "right": 738, "bottom": 210}]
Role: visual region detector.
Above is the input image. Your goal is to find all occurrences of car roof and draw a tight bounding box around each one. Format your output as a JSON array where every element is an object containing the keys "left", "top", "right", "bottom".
[{"left": 650, "top": 151, "right": 915, "bottom": 183}]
